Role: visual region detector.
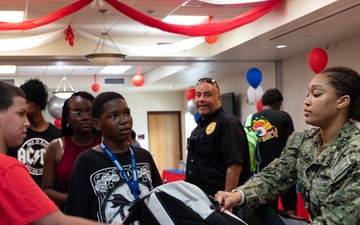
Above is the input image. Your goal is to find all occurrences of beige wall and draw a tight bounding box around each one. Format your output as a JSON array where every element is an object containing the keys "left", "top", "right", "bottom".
[
  {"left": 219, "top": 34, "right": 360, "bottom": 132},
  {"left": 45, "top": 33, "right": 360, "bottom": 160},
  {"left": 282, "top": 34, "right": 360, "bottom": 131}
]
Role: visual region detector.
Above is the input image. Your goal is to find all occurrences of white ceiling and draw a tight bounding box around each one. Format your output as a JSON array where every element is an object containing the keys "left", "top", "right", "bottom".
[{"left": 1, "top": 0, "right": 360, "bottom": 92}]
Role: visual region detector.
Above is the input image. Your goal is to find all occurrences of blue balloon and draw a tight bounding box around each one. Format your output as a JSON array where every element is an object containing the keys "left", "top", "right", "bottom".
[
  {"left": 246, "top": 68, "right": 262, "bottom": 88},
  {"left": 194, "top": 112, "right": 201, "bottom": 122}
]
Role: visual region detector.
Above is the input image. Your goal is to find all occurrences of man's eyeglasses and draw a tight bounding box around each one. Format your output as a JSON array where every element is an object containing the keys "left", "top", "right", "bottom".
[
  {"left": 197, "top": 78, "right": 219, "bottom": 90},
  {"left": 69, "top": 110, "right": 91, "bottom": 119}
]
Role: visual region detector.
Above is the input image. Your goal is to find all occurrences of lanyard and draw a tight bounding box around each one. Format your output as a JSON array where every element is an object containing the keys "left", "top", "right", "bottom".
[{"left": 100, "top": 142, "right": 140, "bottom": 200}]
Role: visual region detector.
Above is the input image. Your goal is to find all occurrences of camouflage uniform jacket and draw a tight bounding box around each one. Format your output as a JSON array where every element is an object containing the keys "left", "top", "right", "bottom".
[{"left": 237, "top": 121, "right": 360, "bottom": 225}]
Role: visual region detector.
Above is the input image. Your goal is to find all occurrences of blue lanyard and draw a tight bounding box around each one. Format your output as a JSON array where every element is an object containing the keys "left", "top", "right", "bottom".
[{"left": 100, "top": 142, "right": 140, "bottom": 200}]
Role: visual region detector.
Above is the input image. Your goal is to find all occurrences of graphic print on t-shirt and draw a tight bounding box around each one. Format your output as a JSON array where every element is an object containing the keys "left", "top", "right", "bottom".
[
  {"left": 252, "top": 116, "right": 278, "bottom": 142},
  {"left": 91, "top": 163, "right": 153, "bottom": 224},
  {"left": 17, "top": 138, "right": 49, "bottom": 175}
]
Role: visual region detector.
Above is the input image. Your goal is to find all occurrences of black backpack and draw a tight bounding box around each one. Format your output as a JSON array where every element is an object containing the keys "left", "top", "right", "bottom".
[
  {"left": 123, "top": 180, "right": 247, "bottom": 225},
  {"left": 237, "top": 204, "right": 310, "bottom": 225}
]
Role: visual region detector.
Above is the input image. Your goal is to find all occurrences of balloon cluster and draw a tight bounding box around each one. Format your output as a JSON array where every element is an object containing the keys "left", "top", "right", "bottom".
[
  {"left": 186, "top": 87, "right": 200, "bottom": 120},
  {"left": 186, "top": 87, "right": 196, "bottom": 115},
  {"left": 48, "top": 96, "right": 66, "bottom": 128},
  {"left": 246, "top": 68, "right": 264, "bottom": 111}
]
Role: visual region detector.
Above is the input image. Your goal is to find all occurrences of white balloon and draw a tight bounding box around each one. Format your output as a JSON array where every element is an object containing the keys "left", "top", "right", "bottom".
[
  {"left": 48, "top": 96, "right": 66, "bottom": 119},
  {"left": 187, "top": 99, "right": 198, "bottom": 116},
  {"left": 247, "top": 86, "right": 256, "bottom": 104},
  {"left": 254, "top": 85, "right": 264, "bottom": 103}
]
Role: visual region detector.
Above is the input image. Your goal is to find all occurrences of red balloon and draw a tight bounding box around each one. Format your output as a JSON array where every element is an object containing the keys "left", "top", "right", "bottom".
[
  {"left": 132, "top": 74, "right": 145, "bottom": 87},
  {"left": 256, "top": 99, "right": 263, "bottom": 111},
  {"left": 205, "top": 35, "right": 218, "bottom": 44},
  {"left": 204, "top": 16, "right": 218, "bottom": 44},
  {"left": 186, "top": 88, "right": 196, "bottom": 100},
  {"left": 92, "top": 83, "right": 100, "bottom": 92},
  {"left": 54, "top": 118, "right": 62, "bottom": 128},
  {"left": 308, "top": 48, "right": 328, "bottom": 74}
]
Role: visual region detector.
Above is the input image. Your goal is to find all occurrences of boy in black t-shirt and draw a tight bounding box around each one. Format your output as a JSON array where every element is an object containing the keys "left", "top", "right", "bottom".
[{"left": 65, "top": 92, "right": 162, "bottom": 224}]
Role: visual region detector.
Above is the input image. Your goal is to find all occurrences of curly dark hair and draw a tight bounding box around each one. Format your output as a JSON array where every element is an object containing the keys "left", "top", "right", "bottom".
[
  {"left": 322, "top": 66, "right": 360, "bottom": 121},
  {"left": 60, "top": 91, "right": 95, "bottom": 137},
  {"left": 92, "top": 92, "right": 125, "bottom": 119},
  {"left": 261, "top": 88, "right": 283, "bottom": 106},
  {"left": 19, "top": 78, "right": 48, "bottom": 110}
]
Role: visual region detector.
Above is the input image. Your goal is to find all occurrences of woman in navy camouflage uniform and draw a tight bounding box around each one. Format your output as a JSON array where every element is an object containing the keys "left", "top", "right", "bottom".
[{"left": 216, "top": 66, "right": 360, "bottom": 225}]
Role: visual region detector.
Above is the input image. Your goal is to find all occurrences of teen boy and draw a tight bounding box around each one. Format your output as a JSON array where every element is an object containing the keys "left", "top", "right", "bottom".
[
  {"left": 0, "top": 81, "right": 121, "bottom": 225},
  {"left": 65, "top": 91, "right": 162, "bottom": 223}
]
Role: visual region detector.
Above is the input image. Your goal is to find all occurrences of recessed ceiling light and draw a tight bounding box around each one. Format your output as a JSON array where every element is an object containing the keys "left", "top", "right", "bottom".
[
  {"left": 0, "top": 65, "right": 16, "bottom": 74},
  {"left": 99, "top": 65, "right": 132, "bottom": 74},
  {"left": 0, "top": 11, "right": 24, "bottom": 23},
  {"left": 163, "top": 16, "right": 208, "bottom": 25},
  {"left": 276, "top": 44, "right": 287, "bottom": 49}
]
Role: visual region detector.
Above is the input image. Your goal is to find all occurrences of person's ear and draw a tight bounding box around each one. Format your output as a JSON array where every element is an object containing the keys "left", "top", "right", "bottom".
[
  {"left": 92, "top": 118, "right": 101, "bottom": 131},
  {"left": 337, "top": 95, "right": 350, "bottom": 109}
]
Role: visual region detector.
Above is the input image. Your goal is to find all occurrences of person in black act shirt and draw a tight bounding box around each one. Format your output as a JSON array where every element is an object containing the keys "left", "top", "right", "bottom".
[
  {"left": 7, "top": 78, "right": 60, "bottom": 187},
  {"left": 185, "top": 78, "right": 250, "bottom": 200},
  {"left": 251, "top": 88, "right": 297, "bottom": 215}
]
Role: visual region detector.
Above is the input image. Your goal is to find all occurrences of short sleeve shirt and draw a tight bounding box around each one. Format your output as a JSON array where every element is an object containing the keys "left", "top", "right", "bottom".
[{"left": 0, "top": 154, "right": 58, "bottom": 225}]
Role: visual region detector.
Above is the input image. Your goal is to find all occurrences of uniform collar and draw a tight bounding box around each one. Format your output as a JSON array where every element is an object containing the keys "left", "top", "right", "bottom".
[
  {"left": 196, "top": 107, "right": 224, "bottom": 126},
  {"left": 312, "top": 121, "right": 358, "bottom": 166}
]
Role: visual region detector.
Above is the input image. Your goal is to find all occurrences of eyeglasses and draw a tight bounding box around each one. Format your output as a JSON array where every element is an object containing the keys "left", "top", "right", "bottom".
[
  {"left": 196, "top": 78, "right": 219, "bottom": 90},
  {"left": 69, "top": 110, "right": 91, "bottom": 119}
]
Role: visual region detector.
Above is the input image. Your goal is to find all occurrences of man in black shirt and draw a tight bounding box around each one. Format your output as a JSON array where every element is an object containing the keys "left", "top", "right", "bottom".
[{"left": 185, "top": 78, "right": 250, "bottom": 197}]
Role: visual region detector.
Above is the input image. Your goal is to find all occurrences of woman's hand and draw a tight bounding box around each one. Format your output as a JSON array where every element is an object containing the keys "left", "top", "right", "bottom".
[{"left": 215, "top": 190, "right": 242, "bottom": 212}]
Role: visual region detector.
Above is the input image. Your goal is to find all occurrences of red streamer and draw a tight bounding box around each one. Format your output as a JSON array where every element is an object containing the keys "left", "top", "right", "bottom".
[
  {"left": 137, "top": 66, "right": 141, "bottom": 75},
  {"left": 0, "top": 0, "right": 91, "bottom": 31},
  {"left": 104, "top": 0, "right": 282, "bottom": 36},
  {"left": 0, "top": 0, "right": 282, "bottom": 37},
  {"left": 64, "top": 25, "right": 75, "bottom": 46}
]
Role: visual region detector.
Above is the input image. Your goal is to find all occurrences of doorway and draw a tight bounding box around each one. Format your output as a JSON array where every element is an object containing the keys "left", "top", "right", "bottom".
[{"left": 148, "top": 111, "right": 182, "bottom": 174}]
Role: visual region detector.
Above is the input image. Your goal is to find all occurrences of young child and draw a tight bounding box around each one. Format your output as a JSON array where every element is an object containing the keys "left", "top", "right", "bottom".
[
  {"left": 65, "top": 91, "right": 163, "bottom": 224},
  {"left": 0, "top": 81, "right": 121, "bottom": 225}
]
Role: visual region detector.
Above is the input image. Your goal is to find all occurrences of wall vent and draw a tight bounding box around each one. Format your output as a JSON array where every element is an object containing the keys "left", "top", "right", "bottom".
[
  {"left": 0, "top": 79, "right": 15, "bottom": 85},
  {"left": 104, "top": 77, "right": 125, "bottom": 84}
]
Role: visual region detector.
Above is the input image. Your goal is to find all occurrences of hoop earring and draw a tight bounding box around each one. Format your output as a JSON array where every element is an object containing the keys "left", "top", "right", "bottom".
[{"left": 67, "top": 123, "right": 71, "bottom": 129}]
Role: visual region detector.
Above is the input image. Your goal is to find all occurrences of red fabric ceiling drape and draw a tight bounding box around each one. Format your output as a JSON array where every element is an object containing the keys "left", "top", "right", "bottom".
[
  {"left": 105, "top": 0, "right": 282, "bottom": 36},
  {"left": 0, "top": 0, "right": 282, "bottom": 36},
  {"left": 0, "top": 0, "right": 92, "bottom": 31}
]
